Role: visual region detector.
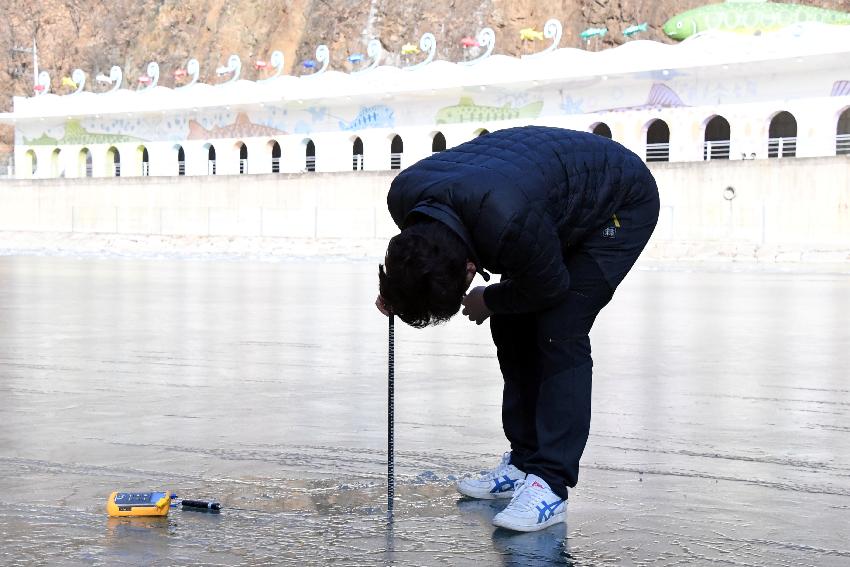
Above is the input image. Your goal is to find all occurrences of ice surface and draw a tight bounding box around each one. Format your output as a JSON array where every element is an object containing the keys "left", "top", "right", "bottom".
[{"left": 0, "top": 256, "right": 848, "bottom": 566}]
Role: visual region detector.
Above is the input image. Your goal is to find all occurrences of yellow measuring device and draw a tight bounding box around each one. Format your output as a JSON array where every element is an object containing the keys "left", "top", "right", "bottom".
[{"left": 106, "top": 491, "right": 173, "bottom": 517}]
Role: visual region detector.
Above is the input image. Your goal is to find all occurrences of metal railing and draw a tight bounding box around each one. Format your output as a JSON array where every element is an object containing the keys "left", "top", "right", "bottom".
[
  {"left": 390, "top": 152, "right": 402, "bottom": 170},
  {"left": 352, "top": 154, "right": 364, "bottom": 171},
  {"left": 646, "top": 142, "right": 670, "bottom": 162},
  {"left": 141, "top": 162, "right": 150, "bottom": 176},
  {"left": 768, "top": 137, "right": 797, "bottom": 158},
  {"left": 305, "top": 156, "right": 316, "bottom": 172},
  {"left": 272, "top": 157, "right": 280, "bottom": 173},
  {"left": 178, "top": 161, "right": 186, "bottom": 176},
  {"left": 208, "top": 160, "right": 217, "bottom": 175},
  {"left": 703, "top": 140, "right": 731, "bottom": 161},
  {"left": 239, "top": 158, "right": 248, "bottom": 174},
  {"left": 113, "top": 163, "right": 121, "bottom": 177},
  {"left": 837, "top": 133, "right": 850, "bottom": 155},
  {"left": 85, "top": 164, "right": 93, "bottom": 177}
]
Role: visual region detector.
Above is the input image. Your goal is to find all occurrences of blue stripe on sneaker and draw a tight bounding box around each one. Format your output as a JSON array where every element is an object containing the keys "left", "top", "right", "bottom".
[
  {"left": 535, "top": 499, "right": 564, "bottom": 523},
  {"left": 490, "top": 475, "right": 518, "bottom": 493}
]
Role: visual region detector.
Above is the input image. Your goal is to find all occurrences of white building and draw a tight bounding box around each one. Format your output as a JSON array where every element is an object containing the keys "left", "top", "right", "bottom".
[{"left": 2, "top": 22, "right": 849, "bottom": 180}]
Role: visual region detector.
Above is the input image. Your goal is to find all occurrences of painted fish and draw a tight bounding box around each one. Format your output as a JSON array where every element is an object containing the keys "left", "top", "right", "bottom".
[
  {"left": 24, "top": 120, "right": 147, "bottom": 145},
  {"left": 520, "top": 28, "right": 545, "bottom": 41},
  {"left": 832, "top": 80, "right": 850, "bottom": 97},
  {"left": 605, "top": 84, "right": 687, "bottom": 112},
  {"left": 580, "top": 27, "right": 608, "bottom": 40},
  {"left": 187, "top": 113, "right": 287, "bottom": 140},
  {"left": 338, "top": 105, "right": 395, "bottom": 131},
  {"left": 401, "top": 43, "right": 419, "bottom": 55},
  {"left": 436, "top": 97, "right": 543, "bottom": 124},
  {"left": 663, "top": 0, "right": 850, "bottom": 41},
  {"left": 623, "top": 22, "right": 649, "bottom": 37}
]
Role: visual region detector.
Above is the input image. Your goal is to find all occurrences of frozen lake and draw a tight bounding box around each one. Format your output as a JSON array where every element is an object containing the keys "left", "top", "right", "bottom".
[{"left": 0, "top": 255, "right": 848, "bottom": 566}]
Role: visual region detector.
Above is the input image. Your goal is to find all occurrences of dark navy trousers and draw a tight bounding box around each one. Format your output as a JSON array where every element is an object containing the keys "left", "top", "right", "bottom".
[{"left": 490, "top": 184, "right": 659, "bottom": 500}]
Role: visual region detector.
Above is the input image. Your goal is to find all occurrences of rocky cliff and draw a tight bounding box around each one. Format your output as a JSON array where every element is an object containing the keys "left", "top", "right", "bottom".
[{"left": 2, "top": 0, "right": 849, "bottom": 146}]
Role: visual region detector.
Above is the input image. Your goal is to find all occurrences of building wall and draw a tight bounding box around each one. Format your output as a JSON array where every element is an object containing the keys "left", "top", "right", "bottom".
[{"left": 1, "top": 157, "right": 848, "bottom": 253}]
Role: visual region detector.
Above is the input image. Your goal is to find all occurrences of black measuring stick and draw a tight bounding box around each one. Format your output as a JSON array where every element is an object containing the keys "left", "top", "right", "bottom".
[
  {"left": 181, "top": 499, "right": 221, "bottom": 511},
  {"left": 388, "top": 314, "right": 395, "bottom": 520}
]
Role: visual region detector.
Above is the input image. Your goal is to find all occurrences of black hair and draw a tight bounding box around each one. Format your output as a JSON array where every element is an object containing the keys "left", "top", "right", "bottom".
[{"left": 378, "top": 220, "right": 469, "bottom": 328}]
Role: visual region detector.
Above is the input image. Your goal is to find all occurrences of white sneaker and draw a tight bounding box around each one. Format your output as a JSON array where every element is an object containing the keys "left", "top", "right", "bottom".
[
  {"left": 491, "top": 474, "right": 567, "bottom": 532},
  {"left": 456, "top": 452, "right": 526, "bottom": 499}
]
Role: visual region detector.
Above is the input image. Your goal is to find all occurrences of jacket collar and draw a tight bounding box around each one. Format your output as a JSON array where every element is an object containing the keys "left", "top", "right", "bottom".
[{"left": 405, "top": 200, "right": 491, "bottom": 282}]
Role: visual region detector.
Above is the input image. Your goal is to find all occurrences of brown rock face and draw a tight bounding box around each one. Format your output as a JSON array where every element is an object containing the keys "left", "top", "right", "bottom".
[{"left": 2, "top": 0, "right": 849, "bottom": 146}]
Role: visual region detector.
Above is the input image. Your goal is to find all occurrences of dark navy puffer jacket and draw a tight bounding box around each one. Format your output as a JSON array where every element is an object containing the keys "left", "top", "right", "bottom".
[{"left": 387, "top": 126, "right": 656, "bottom": 314}]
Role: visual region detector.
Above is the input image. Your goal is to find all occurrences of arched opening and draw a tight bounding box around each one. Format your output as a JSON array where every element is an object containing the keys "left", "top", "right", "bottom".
[
  {"left": 79, "top": 148, "right": 92, "bottom": 177},
  {"left": 305, "top": 139, "right": 316, "bottom": 172},
  {"left": 106, "top": 146, "right": 120, "bottom": 177},
  {"left": 237, "top": 142, "right": 248, "bottom": 174},
  {"left": 475, "top": 128, "right": 490, "bottom": 137},
  {"left": 176, "top": 145, "right": 186, "bottom": 176},
  {"left": 703, "top": 115, "right": 731, "bottom": 161},
  {"left": 270, "top": 141, "right": 281, "bottom": 173},
  {"left": 645, "top": 119, "right": 670, "bottom": 162},
  {"left": 51, "top": 148, "right": 62, "bottom": 177},
  {"left": 836, "top": 107, "right": 850, "bottom": 156},
  {"left": 591, "top": 122, "right": 612, "bottom": 138},
  {"left": 768, "top": 111, "right": 797, "bottom": 158},
  {"left": 390, "top": 135, "right": 403, "bottom": 170},
  {"left": 137, "top": 145, "right": 149, "bottom": 176},
  {"left": 352, "top": 137, "right": 364, "bottom": 171},
  {"left": 432, "top": 132, "right": 447, "bottom": 153},
  {"left": 24, "top": 149, "right": 37, "bottom": 178},
  {"left": 207, "top": 144, "right": 217, "bottom": 175}
]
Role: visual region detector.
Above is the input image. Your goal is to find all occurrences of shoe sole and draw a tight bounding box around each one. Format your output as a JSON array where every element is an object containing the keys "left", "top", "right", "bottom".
[
  {"left": 491, "top": 510, "right": 566, "bottom": 532},
  {"left": 456, "top": 485, "right": 514, "bottom": 500}
]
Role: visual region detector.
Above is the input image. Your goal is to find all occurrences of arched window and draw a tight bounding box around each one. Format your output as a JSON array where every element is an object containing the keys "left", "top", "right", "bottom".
[
  {"left": 704, "top": 116, "right": 731, "bottom": 161},
  {"left": 432, "top": 132, "right": 447, "bottom": 153},
  {"left": 836, "top": 107, "right": 850, "bottom": 156},
  {"left": 646, "top": 120, "right": 670, "bottom": 162},
  {"left": 270, "top": 141, "right": 281, "bottom": 173},
  {"left": 475, "top": 128, "right": 490, "bottom": 137},
  {"left": 138, "top": 145, "right": 149, "bottom": 176},
  {"left": 768, "top": 111, "right": 797, "bottom": 158},
  {"left": 207, "top": 144, "right": 217, "bottom": 175},
  {"left": 107, "top": 146, "right": 120, "bottom": 177},
  {"left": 51, "top": 148, "right": 61, "bottom": 177},
  {"left": 237, "top": 142, "right": 248, "bottom": 174},
  {"left": 591, "top": 122, "right": 612, "bottom": 138},
  {"left": 305, "top": 140, "right": 316, "bottom": 172},
  {"left": 176, "top": 145, "right": 186, "bottom": 176},
  {"left": 390, "top": 135, "right": 403, "bottom": 170},
  {"left": 79, "top": 148, "right": 92, "bottom": 177},
  {"left": 24, "top": 149, "right": 37, "bottom": 178},
  {"left": 352, "top": 137, "right": 364, "bottom": 171}
]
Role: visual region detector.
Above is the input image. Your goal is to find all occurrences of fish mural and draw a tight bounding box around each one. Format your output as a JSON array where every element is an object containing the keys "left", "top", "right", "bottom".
[
  {"left": 24, "top": 120, "right": 147, "bottom": 145},
  {"left": 832, "top": 80, "right": 850, "bottom": 97},
  {"left": 436, "top": 97, "right": 544, "bottom": 124},
  {"left": 338, "top": 105, "right": 395, "bottom": 131},
  {"left": 603, "top": 84, "right": 687, "bottom": 112},
  {"left": 187, "top": 113, "right": 287, "bottom": 140},
  {"left": 663, "top": 0, "right": 850, "bottom": 41}
]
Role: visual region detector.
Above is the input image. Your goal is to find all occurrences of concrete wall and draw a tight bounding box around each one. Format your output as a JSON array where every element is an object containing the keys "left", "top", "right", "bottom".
[{"left": 0, "top": 156, "right": 848, "bottom": 252}]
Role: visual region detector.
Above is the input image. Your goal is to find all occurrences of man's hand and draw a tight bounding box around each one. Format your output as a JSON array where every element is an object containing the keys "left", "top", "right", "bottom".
[
  {"left": 462, "top": 286, "right": 492, "bottom": 325},
  {"left": 375, "top": 294, "right": 391, "bottom": 316}
]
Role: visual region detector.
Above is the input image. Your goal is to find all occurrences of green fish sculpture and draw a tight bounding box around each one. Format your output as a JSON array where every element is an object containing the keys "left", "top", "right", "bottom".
[
  {"left": 663, "top": 0, "right": 850, "bottom": 40},
  {"left": 436, "top": 97, "right": 543, "bottom": 125}
]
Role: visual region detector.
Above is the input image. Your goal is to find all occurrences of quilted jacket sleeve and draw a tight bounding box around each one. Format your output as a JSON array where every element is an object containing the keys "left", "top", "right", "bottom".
[{"left": 482, "top": 207, "right": 572, "bottom": 314}]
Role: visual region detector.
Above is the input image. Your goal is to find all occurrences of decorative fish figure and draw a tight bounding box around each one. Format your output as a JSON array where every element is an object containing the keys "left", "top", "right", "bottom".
[
  {"left": 348, "top": 53, "right": 364, "bottom": 63},
  {"left": 401, "top": 43, "right": 419, "bottom": 55},
  {"left": 520, "top": 28, "right": 545, "bottom": 41},
  {"left": 61, "top": 76, "right": 77, "bottom": 88},
  {"left": 663, "top": 0, "right": 850, "bottom": 41},
  {"left": 436, "top": 97, "right": 544, "bottom": 124},
  {"left": 832, "top": 80, "right": 850, "bottom": 97},
  {"left": 338, "top": 105, "right": 395, "bottom": 131},
  {"left": 460, "top": 36, "right": 479, "bottom": 48},
  {"left": 623, "top": 22, "right": 649, "bottom": 37},
  {"left": 580, "top": 27, "right": 608, "bottom": 40},
  {"left": 187, "top": 113, "right": 287, "bottom": 140},
  {"left": 23, "top": 133, "right": 59, "bottom": 145},
  {"left": 604, "top": 84, "right": 687, "bottom": 112},
  {"left": 27, "top": 120, "right": 147, "bottom": 145}
]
